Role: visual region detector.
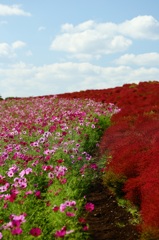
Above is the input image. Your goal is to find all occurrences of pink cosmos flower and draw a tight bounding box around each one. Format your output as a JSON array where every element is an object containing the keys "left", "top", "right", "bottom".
[
  {"left": 11, "top": 227, "right": 23, "bottom": 235},
  {"left": 0, "top": 175, "right": 4, "bottom": 179},
  {"left": 19, "top": 170, "right": 25, "bottom": 178},
  {"left": 15, "top": 145, "right": 21, "bottom": 150},
  {"left": 12, "top": 219, "right": 21, "bottom": 227},
  {"left": 7, "top": 170, "right": 14, "bottom": 177},
  {"left": 65, "top": 200, "right": 76, "bottom": 207},
  {"left": 54, "top": 226, "right": 74, "bottom": 238},
  {"left": 48, "top": 172, "right": 54, "bottom": 178},
  {"left": 55, "top": 226, "right": 66, "bottom": 238},
  {"left": 85, "top": 202, "right": 94, "bottom": 212},
  {"left": 1, "top": 213, "right": 27, "bottom": 234},
  {"left": 35, "top": 190, "right": 41, "bottom": 199},
  {"left": 38, "top": 137, "right": 45, "bottom": 143},
  {"left": 9, "top": 192, "right": 17, "bottom": 202},
  {"left": 0, "top": 232, "right": 2, "bottom": 239},
  {"left": 20, "top": 182, "right": 27, "bottom": 188},
  {"left": 25, "top": 190, "right": 33, "bottom": 195},
  {"left": 25, "top": 168, "right": 32, "bottom": 175},
  {"left": 52, "top": 205, "right": 59, "bottom": 212},
  {"left": 3, "top": 203, "right": 8, "bottom": 208},
  {"left": 2, "top": 221, "right": 12, "bottom": 230},
  {"left": 90, "top": 163, "right": 98, "bottom": 170},
  {"left": 78, "top": 217, "right": 86, "bottom": 223},
  {"left": 59, "top": 200, "right": 76, "bottom": 212},
  {"left": 56, "top": 159, "right": 64, "bottom": 164},
  {"left": 44, "top": 149, "right": 51, "bottom": 155},
  {"left": 66, "top": 212, "right": 75, "bottom": 217},
  {"left": 0, "top": 183, "right": 10, "bottom": 193},
  {"left": 30, "top": 227, "right": 42, "bottom": 237},
  {"left": 10, "top": 213, "right": 26, "bottom": 224},
  {"left": 66, "top": 229, "right": 74, "bottom": 235},
  {"left": 31, "top": 141, "right": 39, "bottom": 147},
  {"left": 59, "top": 203, "right": 66, "bottom": 212},
  {"left": 43, "top": 131, "right": 51, "bottom": 138},
  {"left": 60, "top": 178, "right": 67, "bottom": 184},
  {"left": 54, "top": 166, "right": 67, "bottom": 178},
  {"left": 42, "top": 165, "right": 53, "bottom": 171},
  {"left": 45, "top": 155, "right": 51, "bottom": 161},
  {"left": 13, "top": 177, "right": 27, "bottom": 189},
  {"left": 32, "top": 160, "right": 39, "bottom": 166},
  {"left": 83, "top": 225, "right": 89, "bottom": 231}
]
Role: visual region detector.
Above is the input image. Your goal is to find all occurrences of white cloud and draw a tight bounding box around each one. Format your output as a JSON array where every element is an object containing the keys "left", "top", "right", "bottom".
[
  {"left": 50, "top": 16, "right": 159, "bottom": 61},
  {"left": 119, "top": 15, "right": 159, "bottom": 40},
  {"left": 0, "top": 42, "right": 14, "bottom": 57},
  {"left": 0, "top": 4, "right": 31, "bottom": 16},
  {"left": 12, "top": 41, "right": 26, "bottom": 49},
  {"left": 51, "top": 20, "right": 132, "bottom": 60},
  {"left": 115, "top": 52, "right": 159, "bottom": 67},
  {"left": 0, "top": 41, "right": 26, "bottom": 58},
  {"left": 0, "top": 61, "right": 159, "bottom": 98}
]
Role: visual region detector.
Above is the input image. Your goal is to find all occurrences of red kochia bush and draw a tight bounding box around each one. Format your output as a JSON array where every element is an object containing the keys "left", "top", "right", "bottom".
[
  {"left": 100, "top": 102, "right": 159, "bottom": 234},
  {"left": 102, "top": 114, "right": 159, "bottom": 231}
]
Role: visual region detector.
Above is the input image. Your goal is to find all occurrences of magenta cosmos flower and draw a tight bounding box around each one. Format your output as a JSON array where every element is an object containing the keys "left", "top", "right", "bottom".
[
  {"left": 30, "top": 227, "right": 42, "bottom": 237},
  {"left": 55, "top": 226, "right": 66, "bottom": 238},
  {"left": 85, "top": 202, "right": 94, "bottom": 212},
  {"left": 11, "top": 227, "right": 23, "bottom": 235}
]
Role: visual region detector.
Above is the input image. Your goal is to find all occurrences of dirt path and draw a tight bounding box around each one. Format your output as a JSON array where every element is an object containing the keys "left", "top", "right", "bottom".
[{"left": 86, "top": 180, "right": 140, "bottom": 240}]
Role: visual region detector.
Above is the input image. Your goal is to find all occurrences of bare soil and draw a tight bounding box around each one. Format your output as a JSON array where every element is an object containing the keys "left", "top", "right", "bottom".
[{"left": 86, "top": 180, "right": 140, "bottom": 240}]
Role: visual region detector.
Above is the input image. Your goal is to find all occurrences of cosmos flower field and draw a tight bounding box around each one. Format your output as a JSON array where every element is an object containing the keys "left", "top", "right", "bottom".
[{"left": 0, "top": 96, "right": 119, "bottom": 239}]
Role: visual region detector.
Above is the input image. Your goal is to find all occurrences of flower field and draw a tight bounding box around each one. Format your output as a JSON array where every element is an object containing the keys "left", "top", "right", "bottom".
[
  {"left": 0, "top": 96, "right": 119, "bottom": 239},
  {"left": 58, "top": 81, "right": 159, "bottom": 239},
  {"left": 1, "top": 80, "right": 159, "bottom": 239}
]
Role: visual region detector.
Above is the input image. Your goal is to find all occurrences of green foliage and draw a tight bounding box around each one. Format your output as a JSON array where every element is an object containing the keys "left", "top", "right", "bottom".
[
  {"left": 5, "top": 97, "right": 15, "bottom": 100},
  {"left": 102, "top": 170, "right": 127, "bottom": 197},
  {"left": 96, "top": 115, "right": 111, "bottom": 135},
  {"left": 117, "top": 198, "right": 141, "bottom": 225},
  {"left": 102, "top": 168, "right": 141, "bottom": 228},
  {"left": 140, "top": 228, "right": 159, "bottom": 240},
  {"left": 129, "top": 83, "right": 138, "bottom": 89},
  {"left": 81, "top": 115, "right": 111, "bottom": 155}
]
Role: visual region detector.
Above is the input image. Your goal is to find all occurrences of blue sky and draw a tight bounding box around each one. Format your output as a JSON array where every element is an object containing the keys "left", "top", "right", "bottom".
[{"left": 0, "top": 0, "right": 159, "bottom": 98}]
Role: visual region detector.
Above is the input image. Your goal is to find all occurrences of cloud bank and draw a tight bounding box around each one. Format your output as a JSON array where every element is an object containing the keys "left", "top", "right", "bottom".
[
  {"left": 0, "top": 41, "right": 26, "bottom": 58},
  {"left": 115, "top": 53, "right": 159, "bottom": 67},
  {"left": 0, "top": 4, "right": 31, "bottom": 16},
  {"left": 50, "top": 16, "right": 159, "bottom": 60},
  {"left": 1, "top": 62, "right": 159, "bottom": 98}
]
